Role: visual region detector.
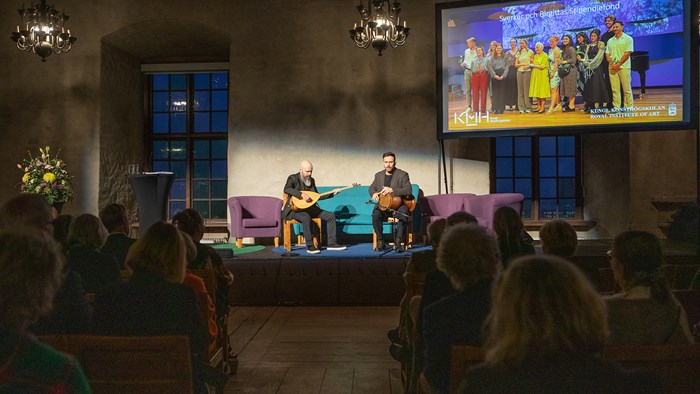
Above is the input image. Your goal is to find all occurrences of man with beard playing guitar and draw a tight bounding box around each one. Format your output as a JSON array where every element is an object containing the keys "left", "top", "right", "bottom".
[{"left": 282, "top": 160, "right": 347, "bottom": 254}]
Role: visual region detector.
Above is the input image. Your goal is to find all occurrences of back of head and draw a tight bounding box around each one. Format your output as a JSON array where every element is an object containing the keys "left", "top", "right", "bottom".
[
  {"left": 126, "top": 221, "right": 186, "bottom": 283},
  {"left": 612, "top": 230, "right": 668, "bottom": 300},
  {"left": 99, "top": 203, "right": 129, "bottom": 233},
  {"left": 539, "top": 220, "right": 578, "bottom": 257},
  {"left": 485, "top": 255, "right": 607, "bottom": 367},
  {"left": 68, "top": 213, "right": 108, "bottom": 249},
  {"left": 493, "top": 206, "right": 523, "bottom": 239},
  {"left": 427, "top": 218, "right": 447, "bottom": 248},
  {"left": 446, "top": 211, "right": 478, "bottom": 228},
  {"left": 0, "top": 194, "right": 52, "bottom": 230},
  {"left": 52, "top": 214, "right": 73, "bottom": 252},
  {"left": 0, "top": 226, "right": 64, "bottom": 332},
  {"left": 437, "top": 223, "right": 500, "bottom": 290},
  {"left": 172, "top": 208, "right": 204, "bottom": 238}
]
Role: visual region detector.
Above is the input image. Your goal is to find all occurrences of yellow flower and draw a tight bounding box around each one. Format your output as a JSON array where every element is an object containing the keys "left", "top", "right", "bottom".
[
  {"left": 22, "top": 173, "right": 30, "bottom": 183},
  {"left": 43, "top": 172, "right": 56, "bottom": 183}
]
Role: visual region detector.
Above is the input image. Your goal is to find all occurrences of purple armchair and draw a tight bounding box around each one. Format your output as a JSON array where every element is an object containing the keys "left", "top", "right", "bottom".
[
  {"left": 422, "top": 193, "right": 476, "bottom": 223},
  {"left": 227, "top": 196, "right": 283, "bottom": 248},
  {"left": 462, "top": 193, "right": 525, "bottom": 230}
]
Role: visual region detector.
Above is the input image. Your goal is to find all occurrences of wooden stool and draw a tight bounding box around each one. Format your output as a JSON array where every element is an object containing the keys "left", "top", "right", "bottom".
[
  {"left": 283, "top": 217, "right": 322, "bottom": 252},
  {"left": 373, "top": 216, "right": 413, "bottom": 250}
]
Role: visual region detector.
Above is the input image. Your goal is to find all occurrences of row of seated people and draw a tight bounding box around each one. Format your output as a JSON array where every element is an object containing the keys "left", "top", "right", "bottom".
[
  {"left": 388, "top": 207, "right": 697, "bottom": 393},
  {"left": 0, "top": 194, "right": 233, "bottom": 393}
]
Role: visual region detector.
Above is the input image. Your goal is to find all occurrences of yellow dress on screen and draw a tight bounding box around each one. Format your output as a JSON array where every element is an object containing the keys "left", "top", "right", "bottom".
[{"left": 529, "top": 52, "right": 551, "bottom": 98}]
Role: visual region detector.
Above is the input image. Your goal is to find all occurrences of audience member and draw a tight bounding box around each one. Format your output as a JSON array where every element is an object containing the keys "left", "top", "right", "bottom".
[
  {"left": 422, "top": 223, "right": 500, "bottom": 393},
  {"left": 93, "top": 221, "right": 215, "bottom": 394},
  {"left": 387, "top": 219, "right": 446, "bottom": 346},
  {"left": 0, "top": 194, "right": 92, "bottom": 334},
  {"left": 52, "top": 213, "right": 73, "bottom": 254},
  {"left": 460, "top": 255, "right": 662, "bottom": 393},
  {"left": 492, "top": 206, "right": 534, "bottom": 267},
  {"left": 99, "top": 203, "right": 136, "bottom": 268},
  {"left": 605, "top": 231, "right": 694, "bottom": 344},
  {"left": 0, "top": 226, "right": 91, "bottom": 393},
  {"left": 539, "top": 219, "right": 578, "bottom": 257},
  {"left": 67, "top": 213, "right": 121, "bottom": 294},
  {"left": 173, "top": 208, "right": 234, "bottom": 320},
  {"left": 181, "top": 231, "right": 219, "bottom": 357}
]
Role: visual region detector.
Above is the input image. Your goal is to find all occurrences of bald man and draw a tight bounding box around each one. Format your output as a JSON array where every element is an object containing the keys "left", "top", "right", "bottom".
[{"left": 282, "top": 160, "right": 346, "bottom": 254}]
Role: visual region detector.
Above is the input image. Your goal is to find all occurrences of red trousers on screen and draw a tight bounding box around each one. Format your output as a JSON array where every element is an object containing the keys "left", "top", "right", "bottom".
[{"left": 471, "top": 71, "right": 489, "bottom": 113}]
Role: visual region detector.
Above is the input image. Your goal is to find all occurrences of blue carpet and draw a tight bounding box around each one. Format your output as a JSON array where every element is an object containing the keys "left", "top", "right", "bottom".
[{"left": 272, "top": 242, "right": 432, "bottom": 258}]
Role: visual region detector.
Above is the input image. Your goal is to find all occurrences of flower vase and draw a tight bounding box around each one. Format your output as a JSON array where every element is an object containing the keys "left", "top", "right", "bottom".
[{"left": 52, "top": 201, "right": 65, "bottom": 216}]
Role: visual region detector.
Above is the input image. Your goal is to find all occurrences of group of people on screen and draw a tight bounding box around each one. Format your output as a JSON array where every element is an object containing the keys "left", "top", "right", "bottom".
[
  {"left": 460, "top": 14, "right": 634, "bottom": 115},
  {"left": 388, "top": 208, "right": 696, "bottom": 393}
]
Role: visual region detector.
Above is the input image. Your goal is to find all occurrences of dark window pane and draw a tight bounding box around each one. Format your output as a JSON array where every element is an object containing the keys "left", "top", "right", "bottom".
[
  {"left": 558, "top": 157, "right": 575, "bottom": 177},
  {"left": 514, "top": 178, "right": 532, "bottom": 197},
  {"left": 495, "top": 137, "right": 513, "bottom": 156},
  {"left": 540, "top": 178, "right": 557, "bottom": 198},
  {"left": 194, "top": 91, "right": 210, "bottom": 111},
  {"left": 560, "top": 199, "right": 577, "bottom": 218},
  {"left": 171, "top": 180, "right": 187, "bottom": 199},
  {"left": 558, "top": 136, "right": 575, "bottom": 156},
  {"left": 153, "top": 114, "right": 168, "bottom": 133},
  {"left": 193, "top": 201, "right": 210, "bottom": 220},
  {"left": 170, "top": 141, "right": 186, "bottom": 160},
  {"left": 521, "top": 199, "right": 533, "bottom": 219},
  {"left": 194, "top": 140, "right": 210, "bottom": 159},
  {"left": 211, "top": 112, "right": 228, "bottom": 132},
  {"left": 171, "top": 161, "right": 186, "bottom": 179},
  {"left": 194, "top": 160, "right": 210, "bottom": 178},
  {"left": 193, "top": 180, "right": 210, "bottom": 199},
  {"left": 496, "top": 179, "right": 513, "bottom": 193},
  {"left": 514, "top": 136, "right": 532, "bottom": 156},
  {"left": 212, "top": 160, "right": 227, "bottom": 179},
  {"left": 153, "top": 74, "right": 169, "bottom": 91},
  {"left": 194, "top": 73, "right": 210, "bottom": 90},
  {"left": 514, "top": 158, "right": 531, "bottom": 177},
  {"left": 211, "top": 140, "right": 227, "bottom": 159},
  {"left": 539, "top": 158, "right": 557, "bottom": 177},
  {"left": 170, "top": 113, "right": 186, "bottom": 133},
  {"left": 194, "top": 113, "right": 210, "bottom": 133},
  {"left": 170, "top": 91, "right": 187, "bottom": 112},
  {"left": 496, "top": 158, "right": 513, "bottom": 177},
  {"left": 212, "top": 72, "right": 228, "bottom": 89},
  {"left": 170, "top": 74, "right": 186, "bottom": 90},
  {"left": 539, "top": 199, "right": 558, "bottom": 219},
  {"left": 211, "top": 180, "right": 227, "bottom": 199},
  {"left": 152, "top": 141, "right": 169, "bottom": 160},
  {"left": 153, "top": 92, "right": 169, "bottom": 112},
  {"left": 558, "top": 178, "right": 576, "bottom": 198},
  {"left": 211, "top": 201, "right": 227, "bottom": 220},
  {"left": 212, "top": 91, "right": 228, "bottom": 111},
  {"left": 539, "top": 136, "right": 556, "bottom": 156},
  {"left": 169, "top": 201, "right": 187, "bottom": 220},
  {"left": 153, "top": 161, "right": 169, "bottom": 172}
]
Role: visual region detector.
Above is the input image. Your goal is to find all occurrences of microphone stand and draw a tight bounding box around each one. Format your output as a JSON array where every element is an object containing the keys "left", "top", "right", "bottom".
[{"left": 379, "top": 207, "right": 410, "bottom": 256}]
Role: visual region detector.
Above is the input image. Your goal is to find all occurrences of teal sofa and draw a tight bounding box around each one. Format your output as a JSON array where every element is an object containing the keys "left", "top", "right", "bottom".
[{"left": 311, "top": 184, "right": 421, "bottom": 240}]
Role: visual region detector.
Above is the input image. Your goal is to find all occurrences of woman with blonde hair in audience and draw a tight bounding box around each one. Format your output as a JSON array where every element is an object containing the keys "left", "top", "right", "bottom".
[
  {"left": 93, "top": 221, "right": 213, "bottom": 393},
  {"left": 606, "top": 230, "right": 695, "bottom": 344},
  {"left": 460, "top": 255, "right": 661, "bottom": 393},
  {"left": 66, "top": 213, "right": 121, "bottom": 294},
  {"left": 0, "top": 226, "right": 91, "bottom": 393}
]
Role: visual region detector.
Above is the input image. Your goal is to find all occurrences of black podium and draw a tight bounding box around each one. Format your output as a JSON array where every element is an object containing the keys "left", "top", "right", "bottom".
[{"left": 128, "top": 172, "right": 174, "bottom": 235}]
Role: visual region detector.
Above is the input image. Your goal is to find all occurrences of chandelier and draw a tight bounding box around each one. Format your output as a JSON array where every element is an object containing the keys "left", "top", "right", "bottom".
[
  {"left": 349, "top": 0, "right": 410, "bottom": 56},
  {"left": 10, "top": 0, "right": 77, "bottom": 62}
]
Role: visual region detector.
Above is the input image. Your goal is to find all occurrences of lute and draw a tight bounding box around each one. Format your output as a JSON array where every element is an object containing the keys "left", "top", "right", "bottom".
[{"left": 290, "top": 183, "right": 360, "bottom": 212}]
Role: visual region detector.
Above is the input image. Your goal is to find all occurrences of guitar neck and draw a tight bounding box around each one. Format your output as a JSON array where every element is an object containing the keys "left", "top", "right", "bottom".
[{"left": 319, "top": 185, "right": 355, "bottom": 197}]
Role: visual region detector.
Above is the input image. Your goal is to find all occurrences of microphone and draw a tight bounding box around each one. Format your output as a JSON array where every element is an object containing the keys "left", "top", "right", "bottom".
[{"left": 364, "top": 200, "right": 377, "bottom": 204}]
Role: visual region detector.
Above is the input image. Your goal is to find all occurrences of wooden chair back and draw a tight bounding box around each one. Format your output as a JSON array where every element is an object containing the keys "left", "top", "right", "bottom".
[
  {"left": 449, "top": 344, "right": 700, "bottom": 394},
  {"left": 282, "top": 193, "right": 321, "bottom": 251},
  {"left": 40, "top": 335, "right": 193, "bottom": 394},
  {"left": 190, "top": 268, "right": 229, "bottom": 373}
]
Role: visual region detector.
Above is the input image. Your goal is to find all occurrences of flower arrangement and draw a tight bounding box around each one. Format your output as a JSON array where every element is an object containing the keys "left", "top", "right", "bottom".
[{"left": 17, "top": 146, "right": 73, "bottom": 204}]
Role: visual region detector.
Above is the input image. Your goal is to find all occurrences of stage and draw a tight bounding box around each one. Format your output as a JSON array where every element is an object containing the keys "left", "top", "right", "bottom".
[{"left": 221, "top": 239, "right": 698, "bottom": 306}]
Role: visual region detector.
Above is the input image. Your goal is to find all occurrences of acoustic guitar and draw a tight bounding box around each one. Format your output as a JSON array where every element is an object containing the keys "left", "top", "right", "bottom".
[
  {"left": 377, "top": 193, "right": 416, "bottom": 212},
  {"left": 290, "top": 183, "right": 360, "bottom": 212}
]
